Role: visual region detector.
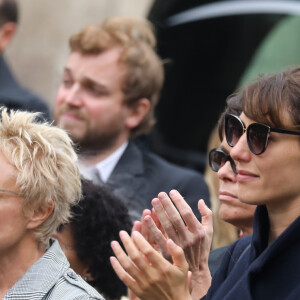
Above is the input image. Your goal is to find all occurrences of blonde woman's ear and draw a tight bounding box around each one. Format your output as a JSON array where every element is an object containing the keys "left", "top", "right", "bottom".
[{"left": 26, "top": 200, "right": 55, "bottom": 230}]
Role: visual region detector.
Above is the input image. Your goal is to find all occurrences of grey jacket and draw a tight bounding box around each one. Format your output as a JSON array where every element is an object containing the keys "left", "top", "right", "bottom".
[{"left": 4, "top": 240, "right": 104, "bottom": 300}]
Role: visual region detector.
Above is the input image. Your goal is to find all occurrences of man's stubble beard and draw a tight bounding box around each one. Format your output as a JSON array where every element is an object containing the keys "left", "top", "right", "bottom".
[
  {"left": 71, "top": 127, "right": 124, "bottom": 157},
  {"left": 54, "top": 107, "right": 126, "bottom": 157}
]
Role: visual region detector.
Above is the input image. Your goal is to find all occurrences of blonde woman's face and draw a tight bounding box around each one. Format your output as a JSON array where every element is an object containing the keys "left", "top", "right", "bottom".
[{"left": 0, "top": 151, "right": 33, "bottom": 255}]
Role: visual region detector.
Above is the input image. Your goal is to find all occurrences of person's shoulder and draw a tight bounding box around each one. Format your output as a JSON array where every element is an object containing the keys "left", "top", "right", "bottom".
[
  {"left": 233, "top": 235, "right": 252, "bottom": 250},
  {"left": 0, "top": 91, "right": 51, "bottom": 121},
  {"left": 207, "top": 236, "right": 253, "bottom": 297},
  {"left": 49, "top": 268, "right": 104, "bottom": 300},
  {"left": 225, "top": 235, "right": 252, "bottom": 256},
  {"left": 131, "top": 141, "right": 210, "bottom": 209},
  {"left": 221, "top": 235, "right": 252, "bottom": 271},
  {"left": 13, "top": 86, "right": 51, "bottom": 118},
  {"left": 0, "top": 65, "right": 51, "bottom": 120},
  {"left": 209, "top": 245, "right": 229, "bottom": 263},
  {"left": 143, "top": 148, "right": 204, "bottom": 179},
  {"left": 209, "top": 245, "right": 229, "bottom": 276}
]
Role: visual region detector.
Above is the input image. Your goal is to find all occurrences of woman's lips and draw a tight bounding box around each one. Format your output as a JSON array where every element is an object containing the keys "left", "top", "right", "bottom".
[
  {"left": 236, "top": 169, "right": 259, "bottom": 182},
  {"left": 219, "top": 191, "right": 238, "bottom": 201}
]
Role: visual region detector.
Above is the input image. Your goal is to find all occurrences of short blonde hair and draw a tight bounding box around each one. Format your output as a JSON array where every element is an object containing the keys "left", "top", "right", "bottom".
[
  {"left": 0, "top": 108, "right": 81, "bottom": 249},
  {"left": 69, "top": 16, "right": 164, "bottom": 137}
]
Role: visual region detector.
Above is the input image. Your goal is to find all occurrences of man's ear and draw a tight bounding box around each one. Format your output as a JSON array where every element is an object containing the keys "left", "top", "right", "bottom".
[
  {"left": 0, "top": 22, "right": 17, "bottom": 52},
  {"left": 26, "top": 200, "right": 55, "bottom": 230},
  {"left": 125, "top": 98, "right": 150, "bottom": 129}
]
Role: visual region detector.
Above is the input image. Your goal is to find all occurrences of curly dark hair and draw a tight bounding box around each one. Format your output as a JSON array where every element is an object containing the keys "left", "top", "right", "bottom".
[{"left": 67, "top": 179, "right": 132, "bottom": 300}]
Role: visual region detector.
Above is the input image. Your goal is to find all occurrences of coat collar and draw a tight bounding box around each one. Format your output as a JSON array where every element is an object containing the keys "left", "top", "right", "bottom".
[
  {"left": 250, "top": 205, "right": 300, "bottom": 266},
  {"left": 107, "top": 141, "right": 144, "bottom": 183},
  {"left": 4, "top": 240, "right": 69, "bottom": 299},
  {"left": 106, "top": 141, "right": 149, "bottom": 221}
]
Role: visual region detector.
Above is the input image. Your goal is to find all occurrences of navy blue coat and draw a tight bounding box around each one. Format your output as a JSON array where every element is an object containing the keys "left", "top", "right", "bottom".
[
  {"left": 0, "top": 55, "right": 51, "bottom": 120},
  {"left": 204, "top": 205, "right": 300, "bottom": 300}
]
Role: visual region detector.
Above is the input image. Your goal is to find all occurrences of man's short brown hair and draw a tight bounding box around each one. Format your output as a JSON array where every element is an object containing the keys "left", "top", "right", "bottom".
[{"left": 69, "top": 16, "right": 164, "bottom": 137}]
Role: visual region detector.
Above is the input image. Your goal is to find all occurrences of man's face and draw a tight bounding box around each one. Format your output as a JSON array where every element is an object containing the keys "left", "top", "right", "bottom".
[
  {"left": 0, "top": 21, "right": 16, "bottom": 53},
  {"left": 54, "top": 48, "right": 133, "bottom": 153}
]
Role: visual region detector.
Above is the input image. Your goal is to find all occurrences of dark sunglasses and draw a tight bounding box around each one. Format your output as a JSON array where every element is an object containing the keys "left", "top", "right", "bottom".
[
  {"left": 225, "top": 114, "right": 300, "bottom": 155},
  {"left": 208, "top": 148, "right": 237, "bottom": 174}
]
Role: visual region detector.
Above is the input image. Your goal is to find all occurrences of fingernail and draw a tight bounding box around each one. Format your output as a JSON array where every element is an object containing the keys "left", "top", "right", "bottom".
[
  {"left": 144, "top": 215, "right": 151, "bottom": 222},
  {"left": 119, "top": 230, "right": 127, "bottom": 239},
  {"left": 169, "top": 190, "right": 177, "bottom": 196},
  {"left": 109, "top": 256, "right": 116, "bottom": 264},
  {"left": 143, "top": 209, "right": 151, "bottom": 216},
  {"left": 132, "top": 231, "right": 140, "bottom": 238},
  {"left": 152, "top": 198, "right": 160, "bottom": 207},
  {"left": 111, "top": 241, "right": 118, "bottom": 249},
  {"left": 158, "top": 192, "right": 167, "bottom": 199}
]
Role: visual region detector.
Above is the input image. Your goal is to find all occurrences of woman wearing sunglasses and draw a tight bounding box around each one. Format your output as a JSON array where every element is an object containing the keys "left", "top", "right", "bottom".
[
  {"left": 204, "top": 67, "right": 300, "bottom": 300},
  {"left": 209, "top": 106, "right": 257, "bottom": 239},
  {"left": 203, "top": 68, "right": 300, "bottom": 300},
  {"left": 110, "top": 67, "right": 300, "bottom": 300},
  {"left": 206, "top": 98, "right": 257, "bottom": 276},
  {"left": 203, "top": 67, "right": 300, "bottom": 300}
]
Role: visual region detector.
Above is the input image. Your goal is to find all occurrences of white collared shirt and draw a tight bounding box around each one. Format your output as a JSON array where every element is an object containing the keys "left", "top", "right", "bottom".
[{"left": 78, "top": 141, "right": 128, "bottom": 183}]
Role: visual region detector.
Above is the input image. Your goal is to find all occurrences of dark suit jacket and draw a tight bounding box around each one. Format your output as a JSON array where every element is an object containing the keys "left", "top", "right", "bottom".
[
  {"left": 106, "top": 141, "right": 210, "bottom": 221},
  {"left": 0, "top": 55, "right": 51, "bottom": 120}
]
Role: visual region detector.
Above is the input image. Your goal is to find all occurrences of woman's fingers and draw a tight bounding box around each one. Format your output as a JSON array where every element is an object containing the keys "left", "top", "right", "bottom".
[
  {"left": 110, "top": 240, "right": 142, "bottom": 282},
  {"left": 131, "top": 230, "right": 170, "bottom": 270},
  {"left": 144, "top": 215, "right": 171, "bottom": 261},
  {"left": 152, "top": 197, "right": 178, "bottom": 241},
  {"left": 110, "top": 255, "right": 146, "bottom": 298},
  {"left": 110, "top": 255, "right": 136, "bottom": 288},
  {"left": 155, "top": 192, "right": 185, "bottom": 241},
  {"left": 167, "top": 239, "right": 189, "bottom": 273},
  {"left": 119, "top": 231, "right": 150, "bottom": 272},
  {"left": 168, "top": 189, "right": 201, "bottom": 233},
  {"left": 111, "top": 231, "right": 194, "bottom": 300},
  {"left": 140, "top": 209, "right": 152, "bottom": 239},
  {"left": 132, "top": 221, "right": 142, "bottom": 234},
  {"left": 128, "top": 289, "right": 142, "bottom": 300},
  {"left": 150, "top": 208, "right": 161, "bottom": 228},
  {"left": 198, "top": 199, "right": 213, "bottom": 236}
]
